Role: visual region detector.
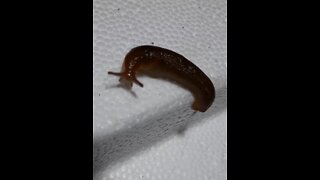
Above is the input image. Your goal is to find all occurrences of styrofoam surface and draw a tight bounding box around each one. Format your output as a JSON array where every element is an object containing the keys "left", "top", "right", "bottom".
[{"left": 94, "top": 0, "right": 226, "bottom": 179}]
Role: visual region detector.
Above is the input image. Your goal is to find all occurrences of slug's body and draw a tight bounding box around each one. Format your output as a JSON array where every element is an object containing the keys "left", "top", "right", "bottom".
[{"left": 108, "top": 45, "right": 215, "bottom": 112}]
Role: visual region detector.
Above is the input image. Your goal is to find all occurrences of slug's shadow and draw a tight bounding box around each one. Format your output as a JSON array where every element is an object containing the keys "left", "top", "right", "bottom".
[
  {"left": 93, "top": 86, "right": 226, "bottom": 180},
  {"left": 105, "top": 84, "right": 137, "bottom": 98}
]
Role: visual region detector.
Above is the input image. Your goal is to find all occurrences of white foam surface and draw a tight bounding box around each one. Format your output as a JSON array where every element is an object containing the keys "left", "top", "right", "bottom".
[{"left": 94, "top": 0, "right": 226, "bottom": 179}]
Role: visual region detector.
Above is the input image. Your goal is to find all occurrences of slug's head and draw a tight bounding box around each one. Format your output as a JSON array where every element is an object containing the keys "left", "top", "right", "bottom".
[{"left": 108, "top": 71, "right": 144, "bottom": 89}]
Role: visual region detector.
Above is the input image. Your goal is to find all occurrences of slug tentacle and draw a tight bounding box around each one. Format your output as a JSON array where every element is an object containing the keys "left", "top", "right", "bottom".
[
  {"left": 107, "top": 71, "right": 124, "bottom": 76},
  {"left": 132, "top": 77, "right": 143, "bottom": 87},
  {"left": 108, "top": 71, "right": 144, "bottom": 88}
]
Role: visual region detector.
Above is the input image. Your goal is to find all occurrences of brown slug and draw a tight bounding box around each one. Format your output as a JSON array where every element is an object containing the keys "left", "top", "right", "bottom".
[{"left": 108, "top": 45, "right": 215, "bottom": 112}]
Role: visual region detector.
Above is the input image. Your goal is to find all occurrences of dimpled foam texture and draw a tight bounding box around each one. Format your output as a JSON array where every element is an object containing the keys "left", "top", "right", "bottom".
[{"left": 94, "top": 0, "right": 226, "bottom": 179}]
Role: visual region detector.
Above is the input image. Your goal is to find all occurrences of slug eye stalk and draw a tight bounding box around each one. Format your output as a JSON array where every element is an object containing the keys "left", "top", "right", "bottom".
[{"left": 108, "top": 71, "right": 144, "bottom": 88}]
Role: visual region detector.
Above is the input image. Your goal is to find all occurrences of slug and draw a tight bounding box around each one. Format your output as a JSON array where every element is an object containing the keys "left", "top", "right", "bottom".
[{"left": 108, "top": 45, "right": 215, "bottom": 112}]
